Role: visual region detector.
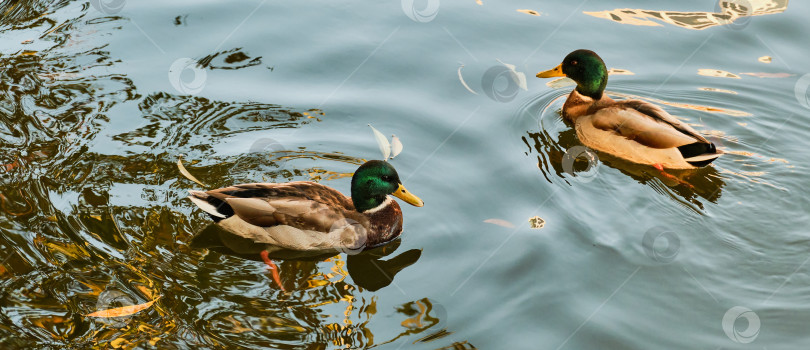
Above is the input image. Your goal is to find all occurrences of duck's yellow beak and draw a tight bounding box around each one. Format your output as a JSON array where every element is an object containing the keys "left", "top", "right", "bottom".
[
  {"left": 392, "top": 184, "right": 424, "bottom": 207},
  {"left": 536, "top": 63, "right": 565, "bottom": 78}
]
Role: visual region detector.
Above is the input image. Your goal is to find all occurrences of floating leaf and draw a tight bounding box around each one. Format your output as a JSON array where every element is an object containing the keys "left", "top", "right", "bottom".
[
  {"left": 517, "top": 9, "right": 541, "bottom": 16},
  {"left": 177, "top": 156, "right": 206, "bottom": 187},
  {"left": 390, "top": 135, "right": 403, "bottom": 159},
  {"left": 528, "top": 216, "right": 545, "bottom": 229},
  {"left": 698, "top": 87, "right": 738, "bottom": 95},
  {"left": 607, "top": 68, "right": 634, "bottom": 75},
  {"left": 545, "top": 77, "right": 575, "bottom": 89},
  {"left": 457, "top": 64, "right": 478, "bottom": 95},
  {"left": 758, "top": 56, "right": 772, "bottom": 63},
  {"left": 496, "top": 59, "right": 528, "bottom": 91},
  {"left": 111, "top": 338, "right": 129, "bottom": 348},
  {"left": 87, "top": 296, "right": 161, "bottom": 318},
  {"left": 484, "top": 218, "right": 515, "bottom": 228},
  {"left": 697, "top": 69, "right": 740, "bottom": 79},
  {"left": 368, "top": 125, "right": 390, "bottom": 160}
]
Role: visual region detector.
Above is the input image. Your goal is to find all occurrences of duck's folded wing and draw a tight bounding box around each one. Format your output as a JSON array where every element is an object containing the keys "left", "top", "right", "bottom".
[
  {"left": 189, "top": 182, "right": 360, "bottom": 232},
  {"left": 591, "top": 100, "right": 709, "bottom": 149}
]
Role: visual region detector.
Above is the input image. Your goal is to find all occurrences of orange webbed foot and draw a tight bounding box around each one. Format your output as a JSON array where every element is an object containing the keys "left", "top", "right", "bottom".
[{"left": 260, "top": 250, "right": 286, "bottom": 292}]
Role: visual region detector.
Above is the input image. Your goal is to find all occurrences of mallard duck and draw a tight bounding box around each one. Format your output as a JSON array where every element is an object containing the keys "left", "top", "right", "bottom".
[
  {"left": 536, "top": 49, "right": 722, "bottom": 169},
  {"left": 187, "top": 160, "right": 424, "bottom": 253}
]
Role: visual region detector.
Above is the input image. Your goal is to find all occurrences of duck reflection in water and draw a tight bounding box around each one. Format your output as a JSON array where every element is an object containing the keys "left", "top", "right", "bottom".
[
  {"left": 190, "top": 224, "right": 421, "bottom": 292},
  {"left": 190, "top": 226, "right": 472, "bottom": 348},
  {"left": 523, "top": 124, "right": 725, "bottom": 212}
]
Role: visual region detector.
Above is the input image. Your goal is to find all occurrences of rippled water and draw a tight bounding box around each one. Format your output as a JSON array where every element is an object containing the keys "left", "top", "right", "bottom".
[{"left": 1, "top": 0, "right": 809, "bottom": 348}]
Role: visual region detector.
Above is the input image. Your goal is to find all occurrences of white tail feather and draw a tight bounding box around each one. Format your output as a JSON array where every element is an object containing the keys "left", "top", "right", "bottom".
[{"left": 188, "top": 196, "right": 226, "bottom": 218}]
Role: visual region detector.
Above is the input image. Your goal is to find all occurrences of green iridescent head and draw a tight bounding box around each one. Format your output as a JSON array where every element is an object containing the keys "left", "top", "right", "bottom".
[
  {"left": 536, "top": 49, "right": 608, "bottom": 99},
  {"left": 350, "top": 160, "right": 423, "bottom": 212}
]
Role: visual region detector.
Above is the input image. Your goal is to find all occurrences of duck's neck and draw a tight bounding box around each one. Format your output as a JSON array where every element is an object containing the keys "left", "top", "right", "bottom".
[
  {"left": 361, "top": 196, "right": 393, "bottom": 214},
  {"left": 575, "top": 71, "right": 607, "bottom": 100},
  {"left": 352, "top": 191, "right": 388, "bottom": 213}
]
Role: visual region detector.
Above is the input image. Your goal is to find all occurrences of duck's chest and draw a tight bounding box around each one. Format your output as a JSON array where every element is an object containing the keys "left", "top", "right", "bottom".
[{"left": 364, "top": 201, "right": 404, "bottom": 247}]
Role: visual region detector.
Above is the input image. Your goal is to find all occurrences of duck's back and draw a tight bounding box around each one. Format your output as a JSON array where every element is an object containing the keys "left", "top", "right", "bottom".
[{"left": 564, "top": 92, "right": 721, "bottom": 168}]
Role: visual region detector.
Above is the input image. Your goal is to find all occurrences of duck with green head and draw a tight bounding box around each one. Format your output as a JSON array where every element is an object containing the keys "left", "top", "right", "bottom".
[
  {"left": 536, "top": 49, "right": 722, "bottom": 169},
  {"left": 187, "top": 160, "right": 424, "bottom": 254}
]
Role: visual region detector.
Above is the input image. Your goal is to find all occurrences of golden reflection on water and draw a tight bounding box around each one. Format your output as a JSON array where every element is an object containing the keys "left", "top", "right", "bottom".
[
  {"left": 188, "top": 227, "right": 464, "bottom": 348},
  {"left": 698, "top": 70, "right": 796, "bottom": 80},
  {"left": 0, "top": 1, "right": 469, "bottom": 347},
  {"left": 517, "top": 9, "right": 541, "bottom": 16},
  {"left": 698, "top": 87, "right": 738, "bottom": 94},
  {"left": 739, "top": 72, "right": 795, "bottom": 78},
  {"left": 607, "top": 91, "right": 751, "bottom": 117},
  {"left": 698, "top": 69, "right": 741, "bottom": 79},
  {"left": 544, "top": 68, "right": 633, "bottom": 89},
  {"left": 584, "top": 0, "right": 788, "bottom": 30}
]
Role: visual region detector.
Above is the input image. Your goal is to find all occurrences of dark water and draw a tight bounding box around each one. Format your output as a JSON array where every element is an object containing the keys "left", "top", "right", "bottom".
[{"left": 1, "top": 0, "right": 808, "bottom": 348}]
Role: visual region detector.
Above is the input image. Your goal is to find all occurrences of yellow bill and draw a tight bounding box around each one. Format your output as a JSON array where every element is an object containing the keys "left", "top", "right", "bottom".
[
  {"left": 392, "top": 184, "right": 424, "bottom": 207},
  {"left": 536, "top": 63, "right": 565, "bottom": 78}
]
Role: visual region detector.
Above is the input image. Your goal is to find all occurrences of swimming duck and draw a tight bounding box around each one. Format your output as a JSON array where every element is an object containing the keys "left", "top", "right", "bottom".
[
  {"left": 187, "top": 160, "right": 424, "bottom": 253},
  {"left": 536, "top": 49, "right": 722, "bottom": 169}
]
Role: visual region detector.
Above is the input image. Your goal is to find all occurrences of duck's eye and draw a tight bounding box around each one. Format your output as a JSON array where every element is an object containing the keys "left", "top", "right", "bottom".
[
  {"left": 381, "top": 175, "right": 392, "bottom": 181},
  {"left": 571, "top": 60, "right": 578, "bottom": 65}
]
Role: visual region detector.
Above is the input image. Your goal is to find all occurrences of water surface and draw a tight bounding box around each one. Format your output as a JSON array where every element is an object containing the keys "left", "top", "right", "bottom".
[{"left": 1, "top": 0, "right": 809, "bottom": 348}]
